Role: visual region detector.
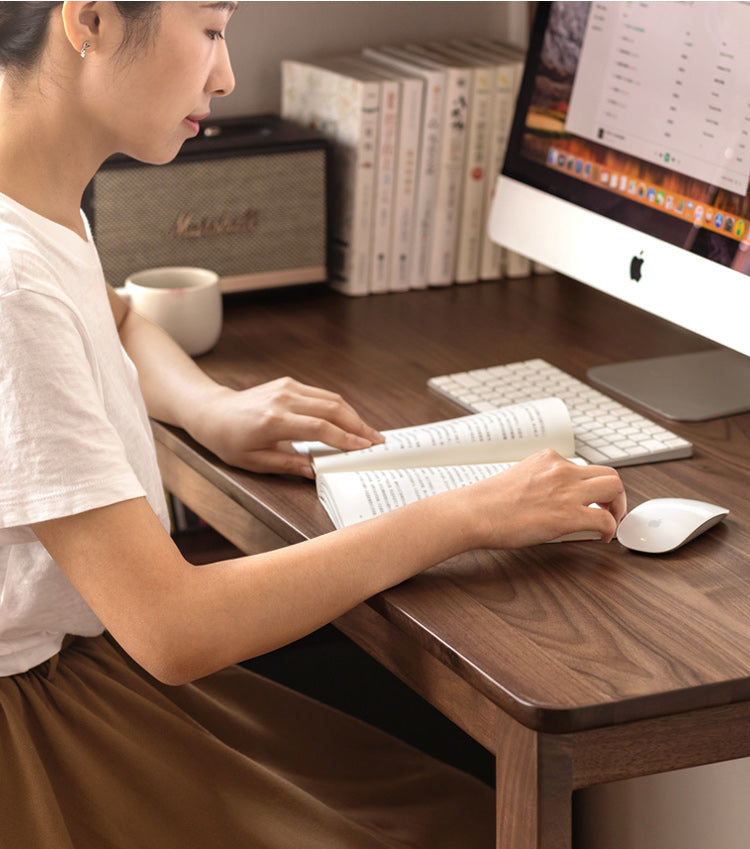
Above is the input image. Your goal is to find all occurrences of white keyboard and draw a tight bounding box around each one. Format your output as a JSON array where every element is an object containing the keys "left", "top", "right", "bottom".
[{"left": 428, "top": 359, "right": 693, "bottom": 467}]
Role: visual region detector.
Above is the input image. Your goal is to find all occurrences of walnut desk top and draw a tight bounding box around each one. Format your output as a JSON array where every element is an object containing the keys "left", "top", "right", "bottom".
[{"left": 152, "top": 277, "right": 750, "bottom": 849}]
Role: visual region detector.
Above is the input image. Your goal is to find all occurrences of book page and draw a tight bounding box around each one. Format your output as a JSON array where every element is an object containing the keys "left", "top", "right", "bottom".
[
  {"left": 318, "top": 462, "right": 512, "bottom": 527},
  {"left": 316, "top": 458, "right": 598, "bottom": 542},
  {"left": 308, "top": 397, "right": 574, "bottom": 475}
]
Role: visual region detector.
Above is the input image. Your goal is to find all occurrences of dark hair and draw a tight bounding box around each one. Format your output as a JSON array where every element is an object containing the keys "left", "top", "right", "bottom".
[{"left": 0, "top": 2, "right": 159, "bottom": 72}]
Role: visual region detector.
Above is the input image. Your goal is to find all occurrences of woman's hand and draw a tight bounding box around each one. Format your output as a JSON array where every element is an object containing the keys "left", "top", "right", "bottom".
[
  {"left": 188, "top": 377, "right": 384, "bottom": 478},
  {"left": 110, "top": 289, "right": 382, "bottom": 478},
  {"left": 455, "top": 449, "right": 627, "bottom": 550}
]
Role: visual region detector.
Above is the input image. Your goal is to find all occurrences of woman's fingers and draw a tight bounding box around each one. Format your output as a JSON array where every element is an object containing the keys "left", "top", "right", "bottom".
[{"left": 251, "top": 379, "right": 384, "bottom": 447}]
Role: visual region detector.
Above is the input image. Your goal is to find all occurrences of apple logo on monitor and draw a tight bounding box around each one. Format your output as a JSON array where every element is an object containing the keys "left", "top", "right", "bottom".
[{"left": 630, "top": 251, "right": 644, "bottom": 282}]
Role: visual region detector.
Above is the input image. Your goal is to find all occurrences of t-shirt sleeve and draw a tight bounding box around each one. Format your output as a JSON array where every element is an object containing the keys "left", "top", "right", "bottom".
[{"left": 0, "top": 288, "right": 147, "bottom": 540}]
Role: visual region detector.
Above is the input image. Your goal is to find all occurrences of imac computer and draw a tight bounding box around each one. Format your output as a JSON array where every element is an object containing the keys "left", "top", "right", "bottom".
[{"left": 488, "top": 1, "right": 750, "bottom": 421}]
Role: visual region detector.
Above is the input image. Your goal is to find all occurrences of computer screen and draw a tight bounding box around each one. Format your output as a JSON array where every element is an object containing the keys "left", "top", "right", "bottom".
[{"left": 488, "top": 0, "right": 750, "bottom": 421}]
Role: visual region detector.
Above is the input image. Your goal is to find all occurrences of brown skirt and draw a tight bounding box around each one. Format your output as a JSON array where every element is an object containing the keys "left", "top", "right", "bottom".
[{"left": 1, "top": 633, "right": 494, "bottom": 848}]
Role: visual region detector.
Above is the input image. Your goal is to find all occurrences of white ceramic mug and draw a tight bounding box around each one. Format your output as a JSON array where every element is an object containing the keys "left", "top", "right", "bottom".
[{"left": 122, "top": 267, "right": 222, "bottom": 357}]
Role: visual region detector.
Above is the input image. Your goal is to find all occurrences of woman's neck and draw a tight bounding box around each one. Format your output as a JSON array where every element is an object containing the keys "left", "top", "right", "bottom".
[{"left": 0, "top": 82, "right": 102, "bottom": 240}]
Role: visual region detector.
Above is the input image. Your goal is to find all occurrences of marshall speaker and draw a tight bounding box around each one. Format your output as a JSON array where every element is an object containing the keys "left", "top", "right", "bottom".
[{"left": 84, "top": 115, "right": 328, "bottom": 293}]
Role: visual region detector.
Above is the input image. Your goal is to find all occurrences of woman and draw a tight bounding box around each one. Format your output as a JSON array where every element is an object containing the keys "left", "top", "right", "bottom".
[{"left": 0, "top": 3, "right": 626, "bottom": 847}]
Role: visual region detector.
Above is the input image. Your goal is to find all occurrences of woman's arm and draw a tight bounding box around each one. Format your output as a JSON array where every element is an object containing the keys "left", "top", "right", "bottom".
[
  {"left": 88, "top": 286, "right": 625, "bottom": 687},
  {"left": 107, "top": 285, "right": 383, "bottom": 478},
  {"left": 32, "top": 450, "right": 625, "bottom": 686}
]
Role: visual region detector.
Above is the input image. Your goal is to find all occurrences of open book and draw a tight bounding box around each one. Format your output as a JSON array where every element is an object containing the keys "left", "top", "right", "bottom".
[{"left": 296, "top": 397, "right": 599, "bottom": 541}]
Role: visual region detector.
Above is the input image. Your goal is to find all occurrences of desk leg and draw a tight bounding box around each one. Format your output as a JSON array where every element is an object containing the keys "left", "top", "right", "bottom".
[{"left": 496, "top": 719, "right": 573, "bottom": 849}]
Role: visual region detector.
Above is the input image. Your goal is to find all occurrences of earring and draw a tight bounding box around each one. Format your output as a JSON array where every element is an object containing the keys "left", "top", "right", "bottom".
[{"left": 80, "top": 41, "right": 91, "bottom": 58}]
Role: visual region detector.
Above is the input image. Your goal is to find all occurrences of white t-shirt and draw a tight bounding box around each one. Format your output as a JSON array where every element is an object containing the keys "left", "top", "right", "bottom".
[{"left": 0, "top": 193, "right": 170, "bottom": 676}]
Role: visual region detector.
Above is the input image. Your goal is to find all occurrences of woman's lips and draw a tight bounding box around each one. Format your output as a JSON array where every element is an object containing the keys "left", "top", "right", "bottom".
[{"left": 184, "top": 114, "right": 209, "bottom": 135}]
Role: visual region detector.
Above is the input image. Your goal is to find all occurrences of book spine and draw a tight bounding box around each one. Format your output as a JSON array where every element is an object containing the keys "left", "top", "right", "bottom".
[
  {"left": 369, "top": 78, "right": 400, "bottom": 294},
  {"left": 453, "top": 64, "right": 493, "bottom": 283},
  {"left": 281, "top": 60, "right": 379, "bottom": 297},
  {"left": 337, "top": 83, "right": 380, "bottom": 295},
  {"left": 388, "top": 76, "right": 424, "bottom": 292},
  {"left": 502, "top": 249, "right": 532, "bottom": 278},
  {"left": 363, "top": 48, "right": 445, "bottom": 290},
  {"left": 464, "top": 41, "right": 532, "bottom": 279},
  {"left": 479, "top": 60, "right": 515, "bottom": 280},
  {"left": 411, "top": 77, "right": 444, "bottom": 289},
  {"left": 422, "top": 63, "right": 471, "bottom": 286},
  {"left": 424, "top": 40, "right": 497, "bottom": 285}
]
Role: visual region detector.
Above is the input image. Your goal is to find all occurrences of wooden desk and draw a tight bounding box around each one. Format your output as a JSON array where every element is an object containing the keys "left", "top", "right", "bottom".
[{"left": 152, "top": 276, "right": 750, "bottom": 849}]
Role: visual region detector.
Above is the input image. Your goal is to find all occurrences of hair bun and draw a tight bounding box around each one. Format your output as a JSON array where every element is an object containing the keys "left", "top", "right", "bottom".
[{"left": 0, "top": 2, "right": 59, "bottom": 70}]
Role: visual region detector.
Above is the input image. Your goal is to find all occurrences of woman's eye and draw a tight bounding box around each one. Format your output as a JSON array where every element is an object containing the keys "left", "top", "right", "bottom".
[{"left": 206, "top": 30, "right": 225, "bottom": 41}]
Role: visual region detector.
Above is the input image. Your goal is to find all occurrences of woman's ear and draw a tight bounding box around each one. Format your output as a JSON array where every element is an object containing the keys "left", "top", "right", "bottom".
[{"left": 60, "top": 1, "right": 103, "bottom": 57}]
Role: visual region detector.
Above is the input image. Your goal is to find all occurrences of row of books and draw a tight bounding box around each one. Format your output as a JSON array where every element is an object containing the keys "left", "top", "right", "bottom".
[{"left": 280, "top": 38, "right": 535, "bottom": 297}]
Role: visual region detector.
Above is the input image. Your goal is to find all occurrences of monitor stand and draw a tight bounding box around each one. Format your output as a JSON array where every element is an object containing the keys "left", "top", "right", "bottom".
[{"left": 588, "top": 348, "right": 750, "bottom": 422}]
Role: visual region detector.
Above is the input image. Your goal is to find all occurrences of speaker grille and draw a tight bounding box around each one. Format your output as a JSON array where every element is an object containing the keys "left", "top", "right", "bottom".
[{"left": 93, "top": 149, "right": 326, "bottom": 287}]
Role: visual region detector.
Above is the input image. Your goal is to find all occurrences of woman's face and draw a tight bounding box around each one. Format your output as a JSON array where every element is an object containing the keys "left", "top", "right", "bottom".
[{"left": 92, "top": 1, "right": 236, "bottom": 164}]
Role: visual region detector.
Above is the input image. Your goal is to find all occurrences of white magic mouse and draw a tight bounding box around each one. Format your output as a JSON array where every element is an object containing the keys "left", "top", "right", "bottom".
[{"left": 616, "top": 497, "right": 729, "bottom": 554}]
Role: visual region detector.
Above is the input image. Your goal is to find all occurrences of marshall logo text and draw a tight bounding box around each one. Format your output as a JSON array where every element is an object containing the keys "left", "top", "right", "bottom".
[{"left": 164, "top": 209, "right": 260, "bottom": 239}]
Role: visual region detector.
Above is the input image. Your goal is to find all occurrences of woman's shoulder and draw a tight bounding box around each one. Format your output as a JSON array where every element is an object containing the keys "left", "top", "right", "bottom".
[
  {"left": 0, "top": 195, "right": 93, "bottom": 305},
  {"left": 0, "top": 197, "right": 55, "bottom": 287}
]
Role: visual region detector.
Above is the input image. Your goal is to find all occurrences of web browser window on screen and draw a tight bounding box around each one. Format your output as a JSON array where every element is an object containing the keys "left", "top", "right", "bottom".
[
  {"left": 566, "top": 2, "right": 750, "bottom": 193},
  {"left": 518, "top": 1, "right": 750, "bottom": 262}
]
